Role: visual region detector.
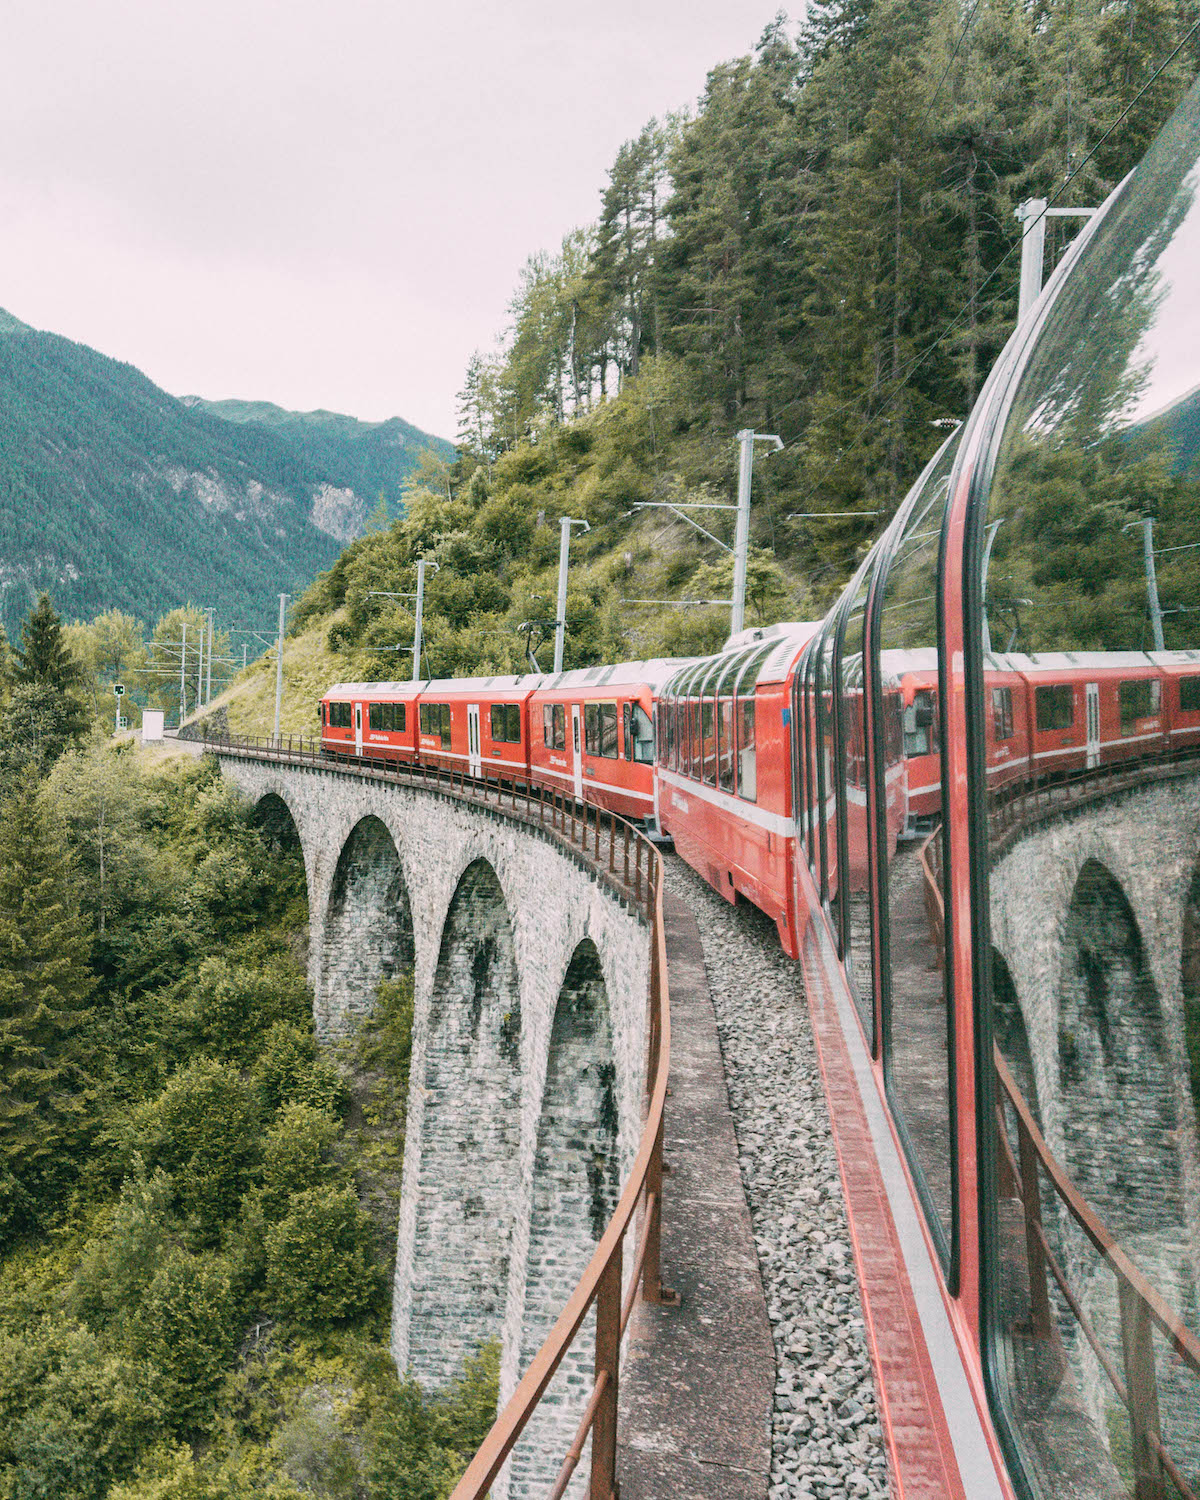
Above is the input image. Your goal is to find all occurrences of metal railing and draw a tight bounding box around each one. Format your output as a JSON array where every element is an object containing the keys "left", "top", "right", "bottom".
[
  {"left": 995, "top": 1051, "right": 1200, "bottom": 1500},
  {"left": 203, "top": 733, "right": 675, "bottom": 1498},
  {"left": 987, "top": 743, "right": 1200, "bottom": 854}
]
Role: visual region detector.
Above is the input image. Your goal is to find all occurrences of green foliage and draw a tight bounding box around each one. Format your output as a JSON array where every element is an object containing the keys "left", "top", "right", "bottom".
[
  {"left": 0, "top": 777, "right": 96, "bottom": 1241},
  {"left": 252, "top": 1021, "right": 349, "bottom": 1117},
  {"left": 0, "top": 1318, "right": 161, "bottom": 1500},
  {"left": 128, "top": 1059, "right": 261, "bottom": 1240},
  {"left": 256, "top": 1103, "right": 341, "bottom": 1219},
  {"left": 128, "top": 1247, "right": 240, "bottom": 1433},
  {"left": 264, "top": 1184, "right": 383, "bottom": 1329}
]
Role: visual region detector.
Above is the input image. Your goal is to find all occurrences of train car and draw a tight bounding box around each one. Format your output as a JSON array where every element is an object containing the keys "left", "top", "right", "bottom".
[
  {"left": 765, "top": 81, "right": 1200, "bottom": 1500},
  {"left": 414, "top": 675, "right": 537, "bottom": 780},
  {"left": 657, "top": 623, "right": 819, "bottom": 957},
  {"left": 529, "top": 660, "right": 683, "bottom": 828},
  {"left": 1010, "top": 652, "right": 1167, "bottom": 778},
  {"left": 320, "top": 680, "right": 426, "bottom": 760},
  {"left": 1149, "top": 649, "right": 1200, "bottom": 756}
]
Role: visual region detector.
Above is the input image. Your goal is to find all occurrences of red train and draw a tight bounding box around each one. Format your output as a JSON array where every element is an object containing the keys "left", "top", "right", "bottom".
[
  {"left": 319, "top": 659, "right": 684, "bottom": 833},
  {"left": 320, "top": 78, "right": 1200, "bottom": 1500}
]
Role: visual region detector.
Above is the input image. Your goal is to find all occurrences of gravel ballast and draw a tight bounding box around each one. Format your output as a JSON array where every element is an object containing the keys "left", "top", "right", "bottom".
[{"left": 663, "top": 857, "right": 892, "bottom": 1499}]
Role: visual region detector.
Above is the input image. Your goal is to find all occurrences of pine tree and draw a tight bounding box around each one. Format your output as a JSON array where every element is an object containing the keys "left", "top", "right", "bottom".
[
  {"left": 0, "top": 776, "right": 96, "bottom": 1238},
  {"left": 16, "top": 593, "right": 85, "bottom": 692}
]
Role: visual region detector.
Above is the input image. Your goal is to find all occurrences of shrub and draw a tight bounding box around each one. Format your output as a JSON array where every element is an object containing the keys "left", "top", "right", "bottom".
[
  {"left": 252, "top": 1022, "right": 347, "bottom": 1117},
  {"left": 257, "top": 1103, "right": 340, "bottom": 1220},
  {"left": 264, "top": 1185, "right": 381, "bottom": 1328},
  {"left": 129, "top": 1248, "right": 240, "bottom": 1434},
  {"left": 131, "top": 1059, "right": 260, "bottom": 1239}
]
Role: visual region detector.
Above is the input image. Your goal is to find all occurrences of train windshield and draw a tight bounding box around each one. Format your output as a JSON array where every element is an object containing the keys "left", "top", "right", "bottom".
[{"left": 972, "top": 78, "right": 1200, "bottom": 1500}]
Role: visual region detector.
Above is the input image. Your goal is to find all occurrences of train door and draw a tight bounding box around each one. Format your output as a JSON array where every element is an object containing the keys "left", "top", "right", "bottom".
[
  {"left": 354, "top": 703, "right": 362, "bottom": 756},
  {"left": 1085, "top": 681, "right": 1100, "bottom": 768},
  {"left": 467, "top": 703, "right": 482, "bottom": 777},
  {"left": 571, "top": 704, "right": 583, "bottom": 802}
]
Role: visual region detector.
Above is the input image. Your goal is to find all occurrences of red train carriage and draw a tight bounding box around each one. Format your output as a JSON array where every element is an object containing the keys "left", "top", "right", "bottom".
[
  {"left": 320, "top": 680, "right": 424, "bottom": 761},
  {"left": 529, "top": 661, "right": 683, "bottom": 829},
  {"left": 657, "top": 623, "right": 818, "bottom": 958},
  {"left": 1154, "top": 649, "right": 1200, "bottom": 754},
  {"left": 1010, "top": 651, "right": 1167, "bottom": 778},
  {"left": 413, "top": 676, "right": 536, "bottom": 779}
]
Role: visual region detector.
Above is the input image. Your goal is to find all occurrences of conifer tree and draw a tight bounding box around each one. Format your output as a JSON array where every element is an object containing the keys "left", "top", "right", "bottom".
[
  {"left": 0, "top": 777, "right": 96, "bottom": 1238},
  {"left": 16, "top": 593, "right": 85, "bottom": 692}
]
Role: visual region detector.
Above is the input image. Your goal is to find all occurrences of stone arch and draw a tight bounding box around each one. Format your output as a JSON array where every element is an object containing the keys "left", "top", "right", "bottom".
[
  {"left": 1057, "top": 858, "right": 1183, "bottom": 1243},
  {"left": 508, "top": 939, "right": 620, "bottom": 1499},
  {"left": 407, "top": 858, "right": 523, "bottom": 1392},
  {"left": 319, "top": 815, "right": 413, "bottom": 1038}
]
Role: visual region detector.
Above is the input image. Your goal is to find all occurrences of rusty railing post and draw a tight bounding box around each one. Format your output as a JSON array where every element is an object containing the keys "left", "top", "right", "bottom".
[
  {"left": 1119, "top": 1282, "right": 1166, "bottom": 1500},
  {"left": 623, "top": 824, "right": 630, "bottom": 885},
  {"left": 609, "top": 820, "right": 616, "bottom": 874},
  {"left": 590, "top": 1243, "right": 622, "bottom": 1500},
  {"left": 1016, "top": 1109, "right": 1055, "bottom": 1348}
]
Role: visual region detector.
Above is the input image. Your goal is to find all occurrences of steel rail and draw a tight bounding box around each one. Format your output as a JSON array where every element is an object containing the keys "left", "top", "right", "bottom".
[{"left": 198, "top": 733, "right": 674, "bottom": 1498}]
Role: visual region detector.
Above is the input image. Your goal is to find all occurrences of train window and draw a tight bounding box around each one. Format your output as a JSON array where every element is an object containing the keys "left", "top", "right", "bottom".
[
  {"left": 546, "top": 703, "right": 565, "bottom": 749},
  {"left": 991, "top": 687, "right": 1013, "bottom": 740},
  {"left": 836, "top": 564, "right": 875, "bottom": 1029},
  {"left": 629, "top": 703, "right": 654, "bottom": 763},
  {"left": 701, "top": 701, "right": 716, "bottom": 784},
  {"left": 1181, "top": 675, "right": 1200, "bottom": 712},
  {"left": 716, "top": 657, "right": 740, "bottom": 792},
  {"left": 903, "top": 688, "right": 937, "bottom": 756},
  {"left": 584, "top": 702, "right": 618, "bottom": 758},
  {"left": 815, "top": 630, "right": 836, "bottom": 903},
  {"left": 490, "top": 703, "right": 521, "bottom": 743},
  {"left": 967, "top": 91, "right": 1200, "bottom": 1499},
  {"left": 874, "top": 428, "right": 959, "bottom": 1271},
  {"left": 329, "top": 701, "right": 352, "bottom": 729},
  {"left": 368, "top": 703, "right": 382, "bottom": 731},
  {"left": 804, "top": 645, "right": 819, "bottom": 868},
  {"left": 1118, "top": 678, "right": 1159, "bottom": 727},
  {"left": 419, "top": 703, "right": 452, "bottom": 748},
  {"left": 733, "top": 645, "right": 772, "bottom": 804},
  {"left": 1034, "top": 683, "right": 1073, "bottom": 731}
]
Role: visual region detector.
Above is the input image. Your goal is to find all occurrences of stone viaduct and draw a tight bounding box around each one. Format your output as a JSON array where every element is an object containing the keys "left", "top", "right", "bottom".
[
  {"left": 987, "top": 767, "right": 1200, "bottom": 1468},
  {"left": 216, "top": 751, "right": 653, "bottom": 1499}
]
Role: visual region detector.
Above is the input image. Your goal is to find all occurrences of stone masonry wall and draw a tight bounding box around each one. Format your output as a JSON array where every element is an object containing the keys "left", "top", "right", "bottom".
[
  {"left": 407, "top": 860, "right": 524, "bottom": 1389},
  {"left": 214, "top": 756, "right": 651, "bottom": 1492},
  {"left": 508, "top": 940, "right": 620, "bottom": 1500}
]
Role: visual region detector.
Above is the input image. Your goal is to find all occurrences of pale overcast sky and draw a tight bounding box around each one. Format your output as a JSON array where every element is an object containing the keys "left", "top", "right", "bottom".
[{"left": 0, "top": 1, "right": 787, "bottom": 441}]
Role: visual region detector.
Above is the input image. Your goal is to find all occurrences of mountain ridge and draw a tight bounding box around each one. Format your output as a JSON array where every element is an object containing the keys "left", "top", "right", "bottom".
[{"left": 0, "top": 308, "right": 452, "bottom": 635}]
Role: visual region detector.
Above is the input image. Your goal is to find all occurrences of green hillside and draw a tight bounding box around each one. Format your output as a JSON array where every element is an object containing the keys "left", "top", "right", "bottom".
[{"left": 0, "top": 312, "right": 449, "bottom": 636}]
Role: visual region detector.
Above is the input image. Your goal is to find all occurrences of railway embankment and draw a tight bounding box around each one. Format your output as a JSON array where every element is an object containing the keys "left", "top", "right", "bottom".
[{"left": 661, "top": 858, "right": 891, "bottom": 1500}]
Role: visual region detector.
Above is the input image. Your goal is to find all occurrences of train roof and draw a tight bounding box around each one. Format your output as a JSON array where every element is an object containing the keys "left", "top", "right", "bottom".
[{"left": 324, "top": 681, "right": 429, "bottom": 699}]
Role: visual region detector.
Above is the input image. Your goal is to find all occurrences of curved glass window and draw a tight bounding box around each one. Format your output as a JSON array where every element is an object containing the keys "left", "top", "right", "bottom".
[
  {"left": 971, "top": 80, "right": 1200, "bottom": 1500},
  {"left": 835, "top": 563, "right": 876, "bottom": 1037},
  {"left": 803, "top": 643, "right": 819, "bottom": 869},
  {"left": 735, "top": 644, "right": 773, "bottom": 803},
  {"left": 876, "top": 431, "right": 960, "bottom": 1267},
  {"left": 715, "top": 654, "right": 742, "bottom": 792}
]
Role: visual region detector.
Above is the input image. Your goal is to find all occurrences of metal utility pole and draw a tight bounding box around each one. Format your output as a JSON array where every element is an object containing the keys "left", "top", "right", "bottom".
[
  {"left": 1124, "top": 517, "right": 1165, "bottom": 652},
  {"left": 179, "top": 622, "right": 187, "bottom": 727},
  {"left": 273, "top": 593, "right": 288, "bottom": 745},
  {"left": 554, "top": 518, "right": 590, "bottom": 673},
  {"left": 412, "top": 559, "right": 439, "bottom": 682},
  {"left": 732, "top": 430, "right": 784, "bottom": 636},
  {"left": 205, "top": 608, "right": 215, "bottom": 706},
  {"left": 1015, "top": 199, "right": 1098, "bottom": 321}
]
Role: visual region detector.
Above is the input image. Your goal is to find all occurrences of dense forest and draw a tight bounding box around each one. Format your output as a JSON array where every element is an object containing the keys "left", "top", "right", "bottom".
[
  {"left": 0, "top": 601, "right": 495, "bottom": 1498},
  {"left": 229, "top": 0, "right": 1200, "bottom": 697}
]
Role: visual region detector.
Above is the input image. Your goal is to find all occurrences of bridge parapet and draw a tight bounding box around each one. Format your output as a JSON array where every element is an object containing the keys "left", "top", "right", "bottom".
[{"left": 206, "top": 738, "right": 672, "bottom": 1500}]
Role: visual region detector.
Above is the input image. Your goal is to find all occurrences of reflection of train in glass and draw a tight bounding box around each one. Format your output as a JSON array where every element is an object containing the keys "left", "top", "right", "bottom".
[{"left": 320, "top": 77, "right": 1200, "bottom": 1500}]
